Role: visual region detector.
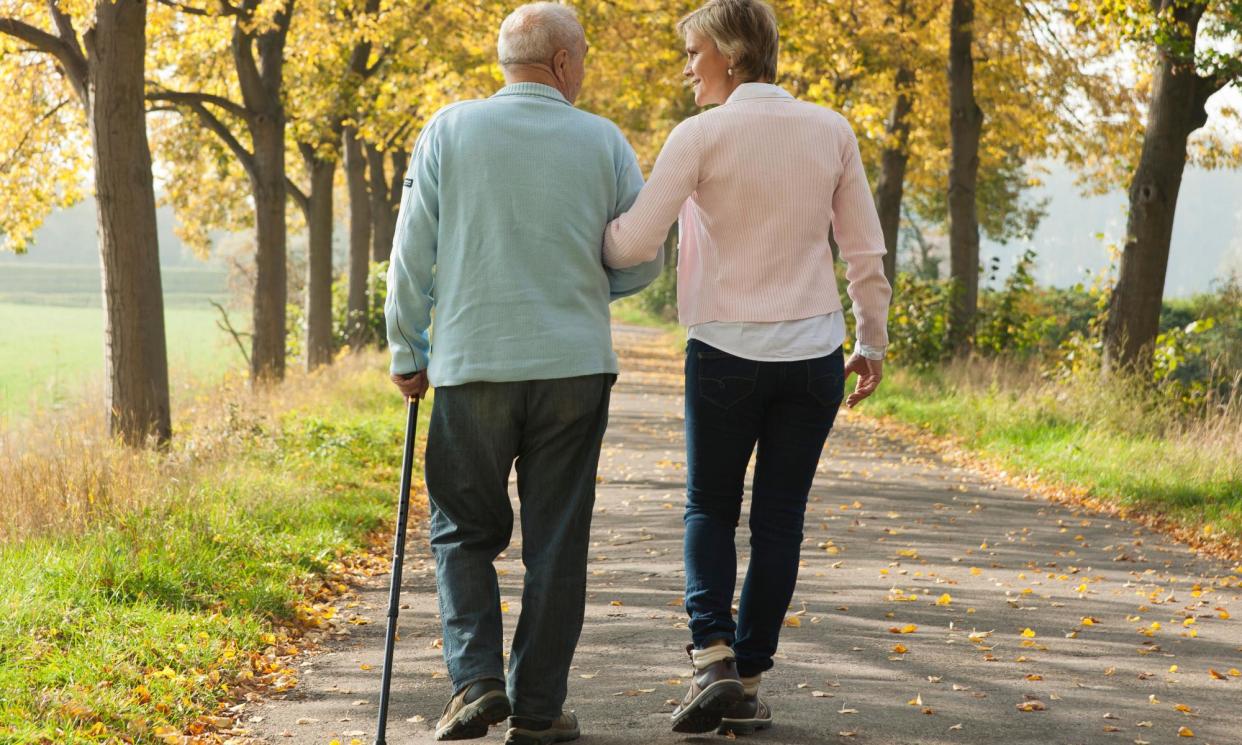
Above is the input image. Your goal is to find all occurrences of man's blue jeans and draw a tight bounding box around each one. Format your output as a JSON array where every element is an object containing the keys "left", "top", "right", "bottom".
[
  {"left": 683, "top": 339, "right": 845, "bottom": 678},
  {"left": 424, "top": 374, "right": 613, "bottom": 721}
]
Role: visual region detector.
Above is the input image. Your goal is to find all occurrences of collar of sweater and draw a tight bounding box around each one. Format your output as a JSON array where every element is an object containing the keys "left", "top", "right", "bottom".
[
  {"left": 726, "top": 82, "right": 793, "bottom": 104},
  {"left": 492, "top": 82, "right": 571, "bottom": 106}
]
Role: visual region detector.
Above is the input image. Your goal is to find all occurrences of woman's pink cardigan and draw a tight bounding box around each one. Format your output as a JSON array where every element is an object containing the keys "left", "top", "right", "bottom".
[{"left": 603, "top": 84, "right": 891, "bottom": 350}]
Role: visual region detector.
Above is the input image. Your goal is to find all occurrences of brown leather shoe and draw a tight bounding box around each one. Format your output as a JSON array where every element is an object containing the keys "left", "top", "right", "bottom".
[
  {"left": 717, "top": 694, "right": 773, "bottom": 735},
  {"left": 670, "top": 645, "right": 744, "bottom": 733},
  {"left": 504, "top": 711, "right": 581, "bottom": 744},
  {"left": 435, "top": 678, "right": 512, "bottom": 740}
]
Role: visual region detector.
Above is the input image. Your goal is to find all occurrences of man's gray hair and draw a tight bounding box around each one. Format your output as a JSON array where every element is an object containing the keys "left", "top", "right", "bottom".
[{"left": 497, "top": 2, "right": 584, "bottom": 66}]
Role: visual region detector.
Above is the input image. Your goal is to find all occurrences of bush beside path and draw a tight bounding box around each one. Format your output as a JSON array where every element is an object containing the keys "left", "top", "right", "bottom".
[{"left": 244, "top": 326, "right": 1242, "bottom": 745}]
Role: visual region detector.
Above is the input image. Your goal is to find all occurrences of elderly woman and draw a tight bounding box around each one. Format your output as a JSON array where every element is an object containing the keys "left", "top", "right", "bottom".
[{"left": 603, "top": 0, "right": 891, "bottom": 735}]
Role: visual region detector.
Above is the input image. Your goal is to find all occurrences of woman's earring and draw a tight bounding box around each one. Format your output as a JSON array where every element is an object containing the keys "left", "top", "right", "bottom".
[{"left": 728, "top": 67, "right": 734, "bottom": 77}]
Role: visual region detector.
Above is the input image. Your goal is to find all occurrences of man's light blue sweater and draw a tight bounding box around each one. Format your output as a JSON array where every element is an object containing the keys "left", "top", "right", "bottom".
[{"left": 385, "top": 82, "right": 665, "bottom": 385}]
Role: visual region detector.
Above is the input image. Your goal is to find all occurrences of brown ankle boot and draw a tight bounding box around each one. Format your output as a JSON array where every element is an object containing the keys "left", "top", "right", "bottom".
[{"left": 670, "top": 644, "right": 744, "bottom": 733}]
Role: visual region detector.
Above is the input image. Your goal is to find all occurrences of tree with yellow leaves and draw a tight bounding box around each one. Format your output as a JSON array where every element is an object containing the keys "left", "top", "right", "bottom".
[
  {"left": 0, "top": 0, "right": 171, "bottom": 445},
  {"left": 1078, "top": 0, "right": 1242, "bottom": 372},
  {"left": 147, "top": 0, "right": 294, "bottom": 383}
]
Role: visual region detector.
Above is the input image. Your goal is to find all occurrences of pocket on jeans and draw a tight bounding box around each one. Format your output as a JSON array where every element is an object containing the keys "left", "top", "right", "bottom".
[
  {"left": 806, "top": 349, "right": 845, "bottom": 409},
  {"left": 697, "top": 351, "right": 758, "bottom": 409}
]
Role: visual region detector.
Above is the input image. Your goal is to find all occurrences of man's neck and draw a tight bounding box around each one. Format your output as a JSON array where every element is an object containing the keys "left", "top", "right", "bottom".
[{"left": 503, "top": 65, "right": 566, "bottom": 98}]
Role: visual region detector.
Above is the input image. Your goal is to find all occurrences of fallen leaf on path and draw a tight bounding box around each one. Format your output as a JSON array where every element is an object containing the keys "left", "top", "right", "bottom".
[
  {"left": 936, "top": 594, "right": 953, "bottom": 606},
  {"left": 838, "top": 703, "right": 858, "bottom": 713},
  {"left": 889, "top": 624, "right": 917, "bottom": 634},
  {"left": 892, "top": 644, "right": 908, "bottom": 654},
  {"left": 812, "top": 690, "right": 832, "bottom": 698},
  {"left": 1173, "top": 704, "right": 1193, "bottom": 714},
  {"left": 1021, "top": 628, "right": 1037, "bottom": 638},
  {"left": 907, "top": 693, "right": 923, "bottom": 706},
  {"left": 406, "top": 715, "right": 425, "bottom": 723},
  {"left": 948, "top": 723, "right": 963, "bottom": 731},
  {"left": 1016, "top": 701, "right": 1046, "bottom": 712},
  {"left": 784, "top": 616, "right": 802, "bottom": 628},
  {"left": 1178, "top": 726, "right": 1194, "bottom": 737},
  {"left": 1208, "top": 669, "right": 1227, "bottom": 680}
]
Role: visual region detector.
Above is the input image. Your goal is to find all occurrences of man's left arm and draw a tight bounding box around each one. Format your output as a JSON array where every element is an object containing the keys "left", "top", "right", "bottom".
[
  {"left": 385, "top": 123, "right": 440, "bottom": 397},
  {"left": 605, "top": 146, "right": 665, "bottom": 301}
]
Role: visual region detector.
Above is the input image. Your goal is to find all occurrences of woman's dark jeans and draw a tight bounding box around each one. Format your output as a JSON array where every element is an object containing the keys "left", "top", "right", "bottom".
[{"left": 683, "top": 338, "right": 845, "bottom": 678}]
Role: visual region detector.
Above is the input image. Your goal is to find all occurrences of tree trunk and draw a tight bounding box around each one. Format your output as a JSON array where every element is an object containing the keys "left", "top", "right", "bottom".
[
  {"left": 946, "top": 0, "right": 983, "bottom": 354},
  {"left": 248, "top": 116, "right": 287, "bottom": 382},
  {"left": 875, "top": 63, "right": 914, "bottom": 286},
  {"left": 1103, "top": 2, "right": 1216, "bottom": 373},
  {"left": 88, "top": 0, "right": 171, "bottom": 445},
  {"left": 343, "top": 127, "right": 371, "bottom": 347},
  {"left": 234, "top": 12, "right": 290, "bottom": 383},
  {"left": 366, "top": 143, "right": 392, "bottom": 263},
  {"left": 390, "top": 149, "right": 408, "bottom": 217},
  {"left": 301, "top": 148, "right": 336, "bottom": 370}
]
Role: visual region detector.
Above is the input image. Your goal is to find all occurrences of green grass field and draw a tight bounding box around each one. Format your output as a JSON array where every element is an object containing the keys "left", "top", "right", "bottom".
[
  {"left": 0, "top": 263, "right": 229, "bottom": 307},
  {"left": 0, "top": 301, "right": 246, "bottom": 418},
  {"left": 0, "top": 356, "right": 416, "bottom": 742}
]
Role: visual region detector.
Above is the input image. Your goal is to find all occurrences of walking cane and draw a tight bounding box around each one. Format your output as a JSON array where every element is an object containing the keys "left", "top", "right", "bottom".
[{"left": 375, "top": 397, "right": 420, "bottom": 745}]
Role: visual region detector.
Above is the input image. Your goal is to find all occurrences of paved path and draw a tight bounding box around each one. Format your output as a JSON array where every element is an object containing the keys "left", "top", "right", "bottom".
[{"left": 245, "top": 326, "right": 1242, "bottom": 745}]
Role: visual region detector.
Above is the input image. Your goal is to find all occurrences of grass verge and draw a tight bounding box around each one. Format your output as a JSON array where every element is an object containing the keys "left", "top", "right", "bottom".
[
  {"left": 0, "top": 352, "right": 422, "bottom": 743},
  {"left": 867, "top": 359, "right": 1242, "bottom": 556}
]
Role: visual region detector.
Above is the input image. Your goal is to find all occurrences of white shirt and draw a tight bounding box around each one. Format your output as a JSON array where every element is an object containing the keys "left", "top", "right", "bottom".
[{"left": 688, "top": 313, "right": 886, "bottom": 361}]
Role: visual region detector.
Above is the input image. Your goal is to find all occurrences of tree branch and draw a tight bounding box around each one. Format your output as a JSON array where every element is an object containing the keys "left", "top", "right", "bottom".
[
  {"left": 210, "top": 299, "right": 252, "bottom": 367},
  {"left": 146, "top": 88, "right": 249, "bottom": 121},
  {"left": 47, "top": 0, "right": 85, "bottom": 64},
  {"left": 0, "top": 17, "right": 88, "bottom": 99},
  {"left": 285, "top": 175, "right": 309, "bottom": 216},
  {"left": 0, "top": 97, "right": 70, "bottom": 173},
  {"left": 154, "top": 0, "right": 213, "bottom": 16},
  {"left": 156, "top": 97, "right": 257, "bottom": 177}
]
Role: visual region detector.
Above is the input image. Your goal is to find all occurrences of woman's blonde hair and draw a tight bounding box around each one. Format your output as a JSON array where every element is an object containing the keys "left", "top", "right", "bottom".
[{"left": 677, "top": 0, "right": 779, "bottom": 83}]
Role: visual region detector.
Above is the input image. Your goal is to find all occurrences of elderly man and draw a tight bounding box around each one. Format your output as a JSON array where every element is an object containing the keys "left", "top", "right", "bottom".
[{"left": 385, "top": 3, "right": 663, "bottom": 743}]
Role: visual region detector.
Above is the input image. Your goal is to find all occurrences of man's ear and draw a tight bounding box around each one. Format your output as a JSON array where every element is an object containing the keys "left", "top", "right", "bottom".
[{"left": 552, "top": 48, "right": 570, "bottom": 81}]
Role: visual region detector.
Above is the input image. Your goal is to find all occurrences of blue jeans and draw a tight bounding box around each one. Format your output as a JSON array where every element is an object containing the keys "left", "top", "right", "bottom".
[
  {"left": 424, "top": 374, "right": 613, "bottom": 721},
  {"left": 683, "top": 339, "right": 845, "bottom": 678}
]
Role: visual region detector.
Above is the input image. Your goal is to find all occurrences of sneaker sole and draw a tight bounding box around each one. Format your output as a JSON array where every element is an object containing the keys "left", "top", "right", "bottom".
[
  {"left": 671, "top": 679, "right": 745, "bottom": 734},
  {"left": 503, "top": 724, "right": 581, "bottom": 745},
  {"left": 717, "top": 716, "right": 773, "bottom": 736},
  {"left": 435, "top": 690, "right": 512, "bottom": 741}
]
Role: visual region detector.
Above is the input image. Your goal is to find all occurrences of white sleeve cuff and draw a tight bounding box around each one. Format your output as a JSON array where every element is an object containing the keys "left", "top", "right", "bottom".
[{"left": 858, "top": 343, "right": 886, "bottom": 361}]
